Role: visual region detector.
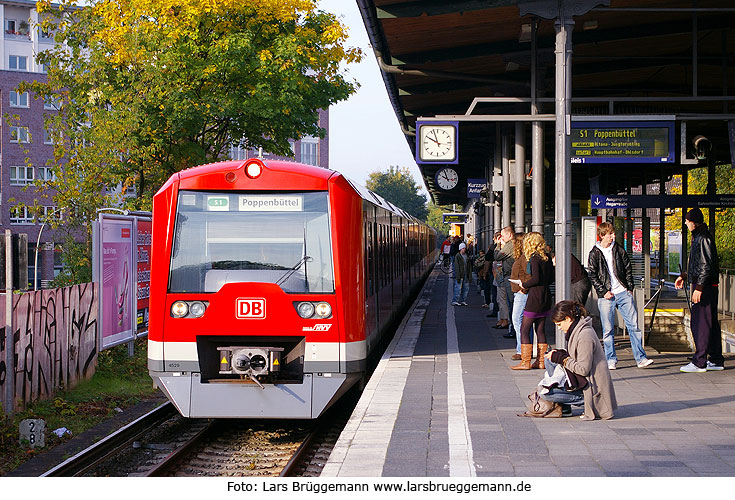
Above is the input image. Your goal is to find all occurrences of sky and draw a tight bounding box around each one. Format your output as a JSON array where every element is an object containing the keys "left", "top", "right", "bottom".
[{"left": 317, "top": 0, "right": 427, "bottom": 193}]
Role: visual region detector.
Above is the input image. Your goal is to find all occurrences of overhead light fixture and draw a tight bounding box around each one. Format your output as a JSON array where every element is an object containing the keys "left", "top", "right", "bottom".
[
  {"left": 583, "top": 20, "right": 598, "bottom": 30},
  {"left": 518, "top": 23, "right": 532, "bottom": 43}
]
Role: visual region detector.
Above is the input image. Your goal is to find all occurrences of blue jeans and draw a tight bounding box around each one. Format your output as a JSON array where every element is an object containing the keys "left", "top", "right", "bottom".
[
  {"left": 597, "top": 291, "right": 647, "bottom": 363},
  {"left": 512, "top": 292, "right": 529, "bottom": 354},
  {"left": 539, "top": 362, "right": 584, "bottom": 405},
  {"left": 453, "top": 279, "right": 468, "bottom": 303}
]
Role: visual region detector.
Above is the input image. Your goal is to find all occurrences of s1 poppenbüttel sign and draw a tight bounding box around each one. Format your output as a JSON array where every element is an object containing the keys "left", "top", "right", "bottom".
[{"left": 571, "top": 120, "right": 674, "bottom": 164}]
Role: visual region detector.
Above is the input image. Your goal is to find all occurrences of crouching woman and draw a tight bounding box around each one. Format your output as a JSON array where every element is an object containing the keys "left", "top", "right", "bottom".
[{"left": 543, "top": 300, "right": 617, "bottom": 421}]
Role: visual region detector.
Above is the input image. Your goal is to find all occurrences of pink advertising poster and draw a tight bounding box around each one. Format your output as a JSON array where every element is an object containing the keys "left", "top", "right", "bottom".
[
  {"left": 136, "top": 219, "right": 152, "bottom": 331},
  {"left": 101, "top": 218, "right": 135, "bottom": 347}
]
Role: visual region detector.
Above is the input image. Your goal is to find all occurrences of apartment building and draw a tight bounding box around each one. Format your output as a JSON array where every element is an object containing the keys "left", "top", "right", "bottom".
[{"left": 1, "top": 0, "right": 61, "bottom": 288}]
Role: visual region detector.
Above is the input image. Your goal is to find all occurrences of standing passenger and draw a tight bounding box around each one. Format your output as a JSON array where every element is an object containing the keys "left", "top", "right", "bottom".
[
  {"left": 511, "top": 232, "right": 554, "bottom": 370},
  {"left": 675, "top": 208, "right": 725, "bottom": 372},
  {"left": 587, "top": 222, "right": 653, "bottom": 370},
  {"left": 491, "top": 227, "right": 515, "bottom": 332},
  {"left": 570, "top": 254, "right": 592, "bottom": 307},
  {"left": 452, "top": 242, "right": 471, "bottom": 306},
  {"left": 509, "top": 233, "right": 531, "bottom": 360}
]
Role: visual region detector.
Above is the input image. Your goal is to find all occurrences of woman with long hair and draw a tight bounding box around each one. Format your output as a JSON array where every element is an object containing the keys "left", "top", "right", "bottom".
[
  {"left": 511, "top": 232, "right": 554, "bottom": 370},
  {"left": 540, "top": 300, "right": 617, "bottom": 420},
  {"left": 509, "top": 233, "right": 530, "bottom": 359}
]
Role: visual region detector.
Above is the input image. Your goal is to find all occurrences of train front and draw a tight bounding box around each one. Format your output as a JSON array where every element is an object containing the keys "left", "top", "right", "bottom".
[{"left": 148, "top": 159, "right": 360, "bottom": 418}]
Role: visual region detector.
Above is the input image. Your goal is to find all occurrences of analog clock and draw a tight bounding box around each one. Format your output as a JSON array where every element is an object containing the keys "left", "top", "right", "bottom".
[
  {"left": 418, "top": 123, "right": 457, "bottom": 162},
  {"left": 435, "top": 167, "right": 459, "bottom": 190}
]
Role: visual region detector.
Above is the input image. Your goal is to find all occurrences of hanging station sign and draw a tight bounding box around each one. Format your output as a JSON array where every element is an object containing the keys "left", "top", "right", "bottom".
[{"left": 571, "top": 119, "right": 675, "bottom": 164}]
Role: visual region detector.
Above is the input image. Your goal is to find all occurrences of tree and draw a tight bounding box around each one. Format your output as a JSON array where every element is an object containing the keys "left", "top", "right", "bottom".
[
  {"left": 426, "top": 202, "right": 452, "bottom": 239},
  {"left": 365, "top": 166, "right": 428, "bottom": 221},
  {"left": 665, "top": 164, "right": 735, "bottom": 269},
  {"left": 19, "top": 0, "right": 361, "bottom": 282}
]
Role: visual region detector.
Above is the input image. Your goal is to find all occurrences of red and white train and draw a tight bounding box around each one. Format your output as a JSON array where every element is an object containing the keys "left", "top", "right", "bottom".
[{"left": 148, "top": 158, "right": 436, "bottom": 418}]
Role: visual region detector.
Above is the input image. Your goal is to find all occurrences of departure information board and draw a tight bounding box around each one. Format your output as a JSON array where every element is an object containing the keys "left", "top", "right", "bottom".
[{"left": 571, "top": 121, "right": 675, "bottom": 164}]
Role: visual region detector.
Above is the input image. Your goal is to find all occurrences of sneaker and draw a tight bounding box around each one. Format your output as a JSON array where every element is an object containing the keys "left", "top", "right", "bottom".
[
  {"left": 607, "top": 360, "right": 617, "bottom": 370},
  {"left": 680, "top": 362, "right": 706, "bottom": 373},
  {"left": 706, "top": 361, "right": 724, "bottom": 371},
  {"left": 481, "top": 304, "right": 489, "bottom": 308},
  {"left": 637, "top": 358, "right": 654, "bottom": 368},
  {"left": 452, "top": 301, "right": 460, "bottom": 306},
  {"left": 461, "top": 302, "right": 468, "bottom": 306}
]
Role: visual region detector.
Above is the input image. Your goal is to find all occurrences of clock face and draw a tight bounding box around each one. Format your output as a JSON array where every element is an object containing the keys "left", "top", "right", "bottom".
[
  {"left": 436, "top": 167, "right": 459, "bottom": 190},
  {"left": 419, "top": 124, "right": 456, "bottom": 162}
]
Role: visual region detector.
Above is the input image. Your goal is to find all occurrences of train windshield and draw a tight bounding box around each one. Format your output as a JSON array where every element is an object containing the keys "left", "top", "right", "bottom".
[{"left": 169, "top": 191, "right": 334, "bottom": 293}]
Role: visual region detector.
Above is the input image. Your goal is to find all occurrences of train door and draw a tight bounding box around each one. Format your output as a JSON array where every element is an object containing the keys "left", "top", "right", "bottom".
[{"left": 364, "top": 203, "right": 378, "bottom": 345}]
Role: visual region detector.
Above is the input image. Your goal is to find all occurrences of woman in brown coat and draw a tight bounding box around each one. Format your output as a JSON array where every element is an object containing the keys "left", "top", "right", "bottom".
[{"left": 543, "top": 300, "right": 618, "bottom": 420}]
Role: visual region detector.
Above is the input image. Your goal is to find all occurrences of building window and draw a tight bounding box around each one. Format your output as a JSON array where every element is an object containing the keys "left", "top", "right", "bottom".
[
  {"left": 10, "top": 207, "right": 33, "bottom": 225},
  {"left": 10, "top": 91, "right": 29, "bottom": 108},
  {"left": 229, "top": 143, "right": 248, "bottom": 161},
  {"left": 42, "top": 206, "right": 61, "bottom": 221},
  {"left": 38, "top": 167, "right": 56, "bottom": 182},
  {"left": 10, "top": 166, "right": 34, "bottom": 186},
  {"left": 300, "top": 138, "right": 319, "bottom": 166},
  {"left": 289, "top": 140, "right": 296, "bottom": 156},
  {"left": 43, "top": 96, "right": 61, "bottom": 110},
  {"left": 43, "top": 128, "right": 62, "bottom": 145},
  {"left": 5, "top": 19, "right": 17, "bottom": 34},
  {"left": 9, "top": 55, "right": 28, "bottom": 71},
  {"left": 10, "top": 126, "right": 31, "bottom": 143}
]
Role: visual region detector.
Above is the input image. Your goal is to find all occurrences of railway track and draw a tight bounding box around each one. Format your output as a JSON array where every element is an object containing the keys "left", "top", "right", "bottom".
[{"left": 40, "top": 391, "right": 357, "bottom": 477}]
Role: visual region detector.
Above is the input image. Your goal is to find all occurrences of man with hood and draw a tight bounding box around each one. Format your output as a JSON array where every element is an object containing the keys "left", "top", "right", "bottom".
[{"left": 675, "top": 208, "right": 725, "bottom": 373}]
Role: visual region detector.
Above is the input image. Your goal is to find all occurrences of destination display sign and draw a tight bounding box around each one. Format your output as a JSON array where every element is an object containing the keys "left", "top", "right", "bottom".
[
  {"left": 571, "top": 121, "right": 674, "bottom": 164},
  {"left": 443, "top": 213, "right": 468, "bottom": 224}
]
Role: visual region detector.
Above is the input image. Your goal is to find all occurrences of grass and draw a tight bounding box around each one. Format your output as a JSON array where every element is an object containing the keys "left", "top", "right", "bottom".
[{"left": 0, "top": 338, "right": 158, "bottom": 476}]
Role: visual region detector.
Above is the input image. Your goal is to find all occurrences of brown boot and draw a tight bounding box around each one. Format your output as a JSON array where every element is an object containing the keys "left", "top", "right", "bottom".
[
  {"left": 511, "top": 344, "right": 533, "bottom": 370},
  {"left": 531, "top": 343, "right": 548, "bottom": 369},
  {"left": 511, "top": 353, "right": 522, "bottom": 360}
]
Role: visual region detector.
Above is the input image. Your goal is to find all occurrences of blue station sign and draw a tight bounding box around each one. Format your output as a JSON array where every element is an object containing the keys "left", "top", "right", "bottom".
[{"left": 467, "top": 178, "right": 486, "bottom": 198}]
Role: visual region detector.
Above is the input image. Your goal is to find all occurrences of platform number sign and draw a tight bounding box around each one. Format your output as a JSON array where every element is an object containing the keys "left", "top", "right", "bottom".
[{"left": 19, "top": 419, "right": 46, "bottom": 448}]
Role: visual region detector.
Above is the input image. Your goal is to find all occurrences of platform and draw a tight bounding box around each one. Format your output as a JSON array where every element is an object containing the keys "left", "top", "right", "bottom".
[{"left": 322, "top": 269, "right": 735, "bottom": 477}]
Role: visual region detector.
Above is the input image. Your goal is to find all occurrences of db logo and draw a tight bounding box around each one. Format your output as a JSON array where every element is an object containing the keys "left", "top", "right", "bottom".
[{"left": 236, "top": 298, "right": 266, "bottom": 319}]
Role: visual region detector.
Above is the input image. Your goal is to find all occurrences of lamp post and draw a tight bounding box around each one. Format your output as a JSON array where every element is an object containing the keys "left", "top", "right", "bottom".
[{"left": 34, "top": 208, "right": 62, "bottom": 291}]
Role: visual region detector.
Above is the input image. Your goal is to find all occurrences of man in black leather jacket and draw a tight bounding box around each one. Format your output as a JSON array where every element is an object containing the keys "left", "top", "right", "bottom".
[
  {"left": 587, "top": 222, "right": 653, "bottom": 369},
  {"left": 675, "top": 208, "right": 724, "bottom": 372}
]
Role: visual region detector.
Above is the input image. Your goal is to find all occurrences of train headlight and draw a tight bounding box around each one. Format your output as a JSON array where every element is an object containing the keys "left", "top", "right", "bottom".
[
  {"left": 189, "top": 301, "right": 206, "bottom": 318},
  {"left": 171, "top": 301, "right": 189, "bottom": 318},
  {"left": 244, "top": 160, "right": 263, "bottom": 179},
  {"left": 315, "top": 302, "right": 332, "bottom": 318},
  {"left": 297, "top": 302, "right": 315, "bottom": 319}
]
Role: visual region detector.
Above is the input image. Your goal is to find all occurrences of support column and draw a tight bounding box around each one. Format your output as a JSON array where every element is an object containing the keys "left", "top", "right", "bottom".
[
  {"left": 502, "top": 132, "right": 511, "bottom": 228},
  {"left": 531, "top": 18, "right": 545, "bottom": 235},
  {"left": 554, "top": 15, "right": 574, "bottom": 347},
  {"left": 493, "top": 127, "right": 502, "bottom": 233},
  {"left": 514, "top": 122, "right": 526, "bottom": 234}
]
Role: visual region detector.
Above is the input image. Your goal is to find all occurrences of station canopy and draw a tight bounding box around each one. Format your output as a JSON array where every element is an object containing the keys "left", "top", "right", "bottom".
[{"left": 357, "top": 0, "right": 735, "bottom": 205}]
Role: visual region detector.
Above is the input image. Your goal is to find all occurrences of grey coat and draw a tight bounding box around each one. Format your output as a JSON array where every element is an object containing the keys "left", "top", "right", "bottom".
[{"left": 564, "top": 316, "right": 618, "bottom": 420}]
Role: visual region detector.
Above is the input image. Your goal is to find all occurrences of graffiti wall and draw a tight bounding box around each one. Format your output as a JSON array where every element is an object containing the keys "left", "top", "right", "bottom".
[{"left": 0, "top": 283, "right": 98, "bottom": 410}]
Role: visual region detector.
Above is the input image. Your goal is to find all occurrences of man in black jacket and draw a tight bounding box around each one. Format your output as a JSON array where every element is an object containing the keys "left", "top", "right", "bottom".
[
  {"left": 675, "top": 208, "right": 724, "bottom": 372},
  {"left": 588, "top": 222, "right": 653, "bottom": 370}
]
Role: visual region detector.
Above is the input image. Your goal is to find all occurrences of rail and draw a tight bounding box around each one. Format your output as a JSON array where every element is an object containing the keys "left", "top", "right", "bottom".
[{"left": 41, "top": 402, "right": 177, "bottom": 477}]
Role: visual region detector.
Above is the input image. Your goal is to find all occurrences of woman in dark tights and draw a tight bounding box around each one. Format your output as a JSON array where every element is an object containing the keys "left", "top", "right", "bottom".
[{"left": 510, "top": 232, "right": 554, "bottom": 370}]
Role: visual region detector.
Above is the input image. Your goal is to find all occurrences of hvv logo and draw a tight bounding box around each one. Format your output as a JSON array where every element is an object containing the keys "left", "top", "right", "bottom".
[{"left": 236, "top": 298, "right": 266, "bottom": 319}]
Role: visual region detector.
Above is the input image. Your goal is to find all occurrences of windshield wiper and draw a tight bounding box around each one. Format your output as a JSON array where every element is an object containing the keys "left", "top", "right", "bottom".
[{"left": 275, "top": 255, "right": 313, "bottom": 287}]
